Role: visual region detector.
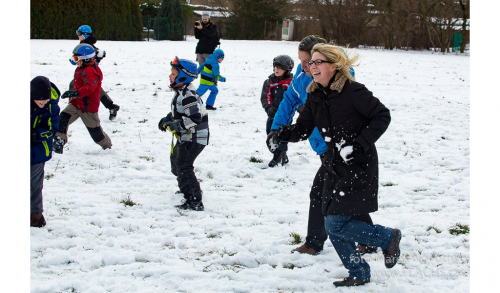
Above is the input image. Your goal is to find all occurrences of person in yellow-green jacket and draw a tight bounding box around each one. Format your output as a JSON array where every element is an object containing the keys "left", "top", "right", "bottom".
[{"left": 196, "top": 49, "right": 226, "bottom": 110}]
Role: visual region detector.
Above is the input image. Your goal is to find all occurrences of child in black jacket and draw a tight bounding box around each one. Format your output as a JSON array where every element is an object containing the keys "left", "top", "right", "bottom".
[{"left": 260, "top": 55, "right": 294, "bottom": 167}]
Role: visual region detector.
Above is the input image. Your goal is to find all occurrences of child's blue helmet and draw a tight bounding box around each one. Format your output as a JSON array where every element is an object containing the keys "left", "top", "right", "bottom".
[
  {"left": 213, "top": 49, "right": 224, "bottom": 59},
  {"left": 76, "top": 25, "right": 92, "bottom": 39},
  {"left": 170, "top": 57, "right": 198, "bottom": 86},
  {"left": 69, "top": 44, "right": 95, "bottom": 65}
]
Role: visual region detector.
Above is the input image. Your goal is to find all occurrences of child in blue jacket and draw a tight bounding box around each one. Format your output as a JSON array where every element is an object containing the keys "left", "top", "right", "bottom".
[
  {"left": 196, "top": 49, "right": 226, "bottom": 110},
  {"left": 30, "top": 76, "right": 61, "bottom": 227}
]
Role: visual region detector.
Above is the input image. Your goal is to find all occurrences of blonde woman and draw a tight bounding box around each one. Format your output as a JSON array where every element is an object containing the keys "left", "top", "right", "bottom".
[{"left": 268, "top": 44, "right": 402, "bottom": 287}]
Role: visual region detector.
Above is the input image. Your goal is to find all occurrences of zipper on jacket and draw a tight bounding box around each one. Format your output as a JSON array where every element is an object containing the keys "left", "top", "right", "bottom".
[
  {"left": 33, "top": 116, "right": 39, "bottom": 128},
  {"left": 42, "top": 141, "right": 49, "bottom": 157}
]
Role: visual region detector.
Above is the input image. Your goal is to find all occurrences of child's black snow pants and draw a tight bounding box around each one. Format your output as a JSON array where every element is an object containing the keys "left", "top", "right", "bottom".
[{"left": 170, "top": 141, "right": 205, "bottom": 202}]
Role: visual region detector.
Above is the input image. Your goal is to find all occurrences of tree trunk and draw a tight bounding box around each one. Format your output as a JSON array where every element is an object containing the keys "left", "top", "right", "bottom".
[{"left": 459, "top": 0, "right": 469, "bottom": 53}]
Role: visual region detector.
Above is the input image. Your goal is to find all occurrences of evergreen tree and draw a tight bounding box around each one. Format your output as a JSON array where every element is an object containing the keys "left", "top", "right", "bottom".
[
  {"left": 155, "top": 0, "right": 185, "bottom": 41},
  {"left": 30, "top": 0, "right": 143, "bottom": 41},
  {"left": 227, "top": 0, "right": 287, "bottom": 40}
]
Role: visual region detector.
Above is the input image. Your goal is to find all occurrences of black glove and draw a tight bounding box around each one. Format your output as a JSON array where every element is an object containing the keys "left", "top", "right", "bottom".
[
  {"left": 266, "top": 131, "right": 276, "bottom": 153},
  {"left": 266, "top": 126, "right": 292, "bottom": 153},
  {"left": 297, "top": 104, "right": 305, "bottom": 113},
  {"left": 31, "top": 128, "right": 38, "bottom": 143},
  {"left": 345, "top": 142, "right": 364, "bottom": 164},
  {"left": 165, "top": 120, "right": 183, "bottom": 134},
  {"left": 158, "top": 113, "right": 174, "bottom": 132},
  {"left": 158, "top": 117, "right": 168, "bottom": 132},
  {"left": 61, "top": 90, "right": 79, "bottom": 99},
  {"left": 266, "top": 107, "right": 277, "bottom": 119}
]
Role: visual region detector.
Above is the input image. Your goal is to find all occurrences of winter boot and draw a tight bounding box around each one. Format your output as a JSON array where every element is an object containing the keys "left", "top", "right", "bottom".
[
  {"left": 357, "top": 243, "right": 377, "bottom": 255},
  {"left": 383, "top": 228, "right": 402, "bottom": 268},
  {"left": 268, "top": 151, "right": 282, "bottom": 168},
  {"left": 281, "top": 151, "right": 289, "bottom": 166},
  {"left": 206, "top": 105, "right": 217, "bottom": 110},
  {"left": 291, "top": 244, "right": 319, "bottom": 255},
  {"left": 175, "top": 199, "right": 204, "bottom": 211},
  {"left": 30, "top": 213, "right": 46, "bottom": 228},
  {"left": 333, "top": 277, "right": 370, "bottom": 287},
  {"left": 53, "top": 136, "right": 65, "bottom": 154},
  {"left": 109, "top": 105, "right": 120, "bottom": 120}
]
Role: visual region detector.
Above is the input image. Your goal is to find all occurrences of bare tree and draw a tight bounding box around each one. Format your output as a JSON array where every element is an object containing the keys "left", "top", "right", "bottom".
[
  {"left": 417, "top": 0, "right": 461, "bottom": 53},
  {"left": 458, "top": 0, "right": 469, "bottom": 53}
]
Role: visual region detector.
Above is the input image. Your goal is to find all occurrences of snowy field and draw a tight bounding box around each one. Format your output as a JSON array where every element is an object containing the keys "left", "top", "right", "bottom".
[{"left": 28, "top": 37, "right": 470, "bottom": 292}]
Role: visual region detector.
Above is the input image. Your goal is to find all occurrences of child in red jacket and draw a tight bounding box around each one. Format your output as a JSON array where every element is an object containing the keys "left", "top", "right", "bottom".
[
  {"left": 72, "top": 24, "right": 120, "bottom": 120},
  {"left": 54, "top": 44, "right": 112, "bottom": 154}
]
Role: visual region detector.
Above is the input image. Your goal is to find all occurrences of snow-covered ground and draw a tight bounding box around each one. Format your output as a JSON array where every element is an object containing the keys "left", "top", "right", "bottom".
[{"left": 27, "top": 37, "right": 469, "bottom": 292}]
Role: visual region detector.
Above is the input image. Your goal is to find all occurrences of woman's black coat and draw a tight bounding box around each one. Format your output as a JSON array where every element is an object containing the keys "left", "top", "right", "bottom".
[{"left": 287, "top": 75, "right": 391, "bottom": 216}]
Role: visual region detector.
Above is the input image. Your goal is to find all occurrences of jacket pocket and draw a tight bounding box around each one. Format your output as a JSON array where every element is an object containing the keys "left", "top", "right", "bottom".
[{"left": 336, "top": 163, "right": 370, "bottom": 190}]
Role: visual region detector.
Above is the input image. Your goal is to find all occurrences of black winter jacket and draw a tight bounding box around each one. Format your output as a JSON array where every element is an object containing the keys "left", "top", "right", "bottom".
[
  {"left": 287, "top": 74, "right": 391, "bottom": 216},
  {"left": 194, "top": 22, "right": 219, "bottom": 54},
  {"left": 260, "top": 72, "right": 293, "bottom": 119}
]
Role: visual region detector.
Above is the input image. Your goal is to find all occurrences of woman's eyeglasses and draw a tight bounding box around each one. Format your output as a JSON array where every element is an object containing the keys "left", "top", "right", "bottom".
[{"left": 308, "top": 59, "right": 332, "bottom": 67}]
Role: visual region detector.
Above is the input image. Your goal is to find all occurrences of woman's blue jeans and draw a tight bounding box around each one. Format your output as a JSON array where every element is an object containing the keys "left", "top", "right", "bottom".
[{"left": 324, "top": 215, "right": 394, "bottom": 280}]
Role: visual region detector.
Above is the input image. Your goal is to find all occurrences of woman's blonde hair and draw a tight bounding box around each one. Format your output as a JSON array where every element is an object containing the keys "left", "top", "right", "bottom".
[{"left": 311, "top": 44, "right": 359, "bottom": 82}]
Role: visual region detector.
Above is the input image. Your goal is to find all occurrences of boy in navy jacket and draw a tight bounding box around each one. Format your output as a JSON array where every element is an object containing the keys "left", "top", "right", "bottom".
[{"left": 30, "top": 76, "right": 60, "bottom": 227}]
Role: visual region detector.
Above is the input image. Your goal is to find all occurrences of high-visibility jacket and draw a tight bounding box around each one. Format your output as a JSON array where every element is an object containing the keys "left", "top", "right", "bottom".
[
  {"left": 31, "top": 83, "right": 61, "bottom": 165},
  {"left": 197, "top": 54, "right": 225, "bottom": 86}
]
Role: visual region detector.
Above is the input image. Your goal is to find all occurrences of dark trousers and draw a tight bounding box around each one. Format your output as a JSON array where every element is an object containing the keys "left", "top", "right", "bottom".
[
  {"left": 57, "top": 104, "right": 112, "bottom": 149},
  {"left": 170, "top": 142, "right": 205, "bottom": 201},
  {"left": 69, "top": 80, "right": 115, "bottom": 110},
  {"left": 30, "top": 163, "right": 45, "bottom": 213},
  {"left": 305, "top": 163, "right": 374, "bottom": 252},
  {"left": 266, "top": 118, "right": 288, "bottom": 152}
]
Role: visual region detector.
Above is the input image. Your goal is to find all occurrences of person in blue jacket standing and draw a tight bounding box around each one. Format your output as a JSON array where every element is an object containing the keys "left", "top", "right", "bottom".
[
  {"left": 196, "top": 49, "right": 226, "bottom": 110},
  {"left": 30, "top": 76, "right": 60, "bottom": 227},
  {"left": 269, "top": 35, "right": 376, "bottom": 256}
]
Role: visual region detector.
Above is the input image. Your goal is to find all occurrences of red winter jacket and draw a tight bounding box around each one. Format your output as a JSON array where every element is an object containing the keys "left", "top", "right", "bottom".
[{"left": 70, "top": 63, "right": 103, "bottom": 113}]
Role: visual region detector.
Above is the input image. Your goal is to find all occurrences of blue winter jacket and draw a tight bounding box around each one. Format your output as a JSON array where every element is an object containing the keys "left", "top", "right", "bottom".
[
  {"left": 30, "top": 83, "right": 61, "bottom": 165},
  {"left": 271, "top": 63, "right": 328, "bottom": 156},
  {"left": 197, "top": 53, "right": 225, "bottom": 86}
]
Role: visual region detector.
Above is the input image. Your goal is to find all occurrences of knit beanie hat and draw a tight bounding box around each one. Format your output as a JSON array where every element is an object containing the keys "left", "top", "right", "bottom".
[
  {"left": 202, "top": 11, "right": 210, "bottom": 18},
  {"left": 30, "top": 76, "right": 51, "bottom": 100}
]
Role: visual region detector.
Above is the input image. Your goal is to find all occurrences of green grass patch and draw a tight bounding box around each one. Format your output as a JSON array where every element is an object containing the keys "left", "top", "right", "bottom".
[
  {"left": 426, "top": 226, "right": 442, "bottom": 234},
  {"left": 120, "top": 195, "right": 138, "bottom": 207},
  {"left": 249, "top": 156, "right": 263, "bottom": 163},
  {"left": 139, "top": 156, "right": 155, "bottom": 162},
  {"left": 449, "top": 223, "right": 469, "bottom": 235},
  {"left": 382, "top": 182, "right": 397, "bottom": 187},
  {"left": 289, "top": 232, "right": 302, "bottom": 245}
]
